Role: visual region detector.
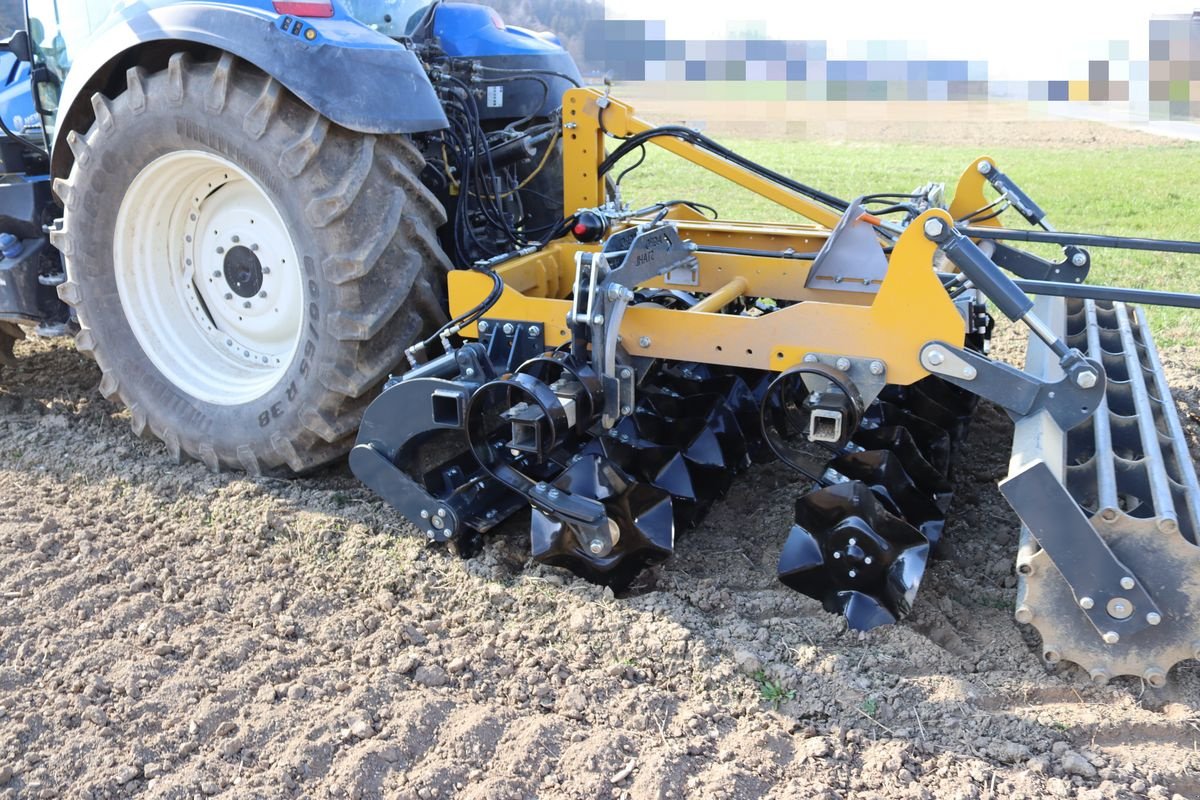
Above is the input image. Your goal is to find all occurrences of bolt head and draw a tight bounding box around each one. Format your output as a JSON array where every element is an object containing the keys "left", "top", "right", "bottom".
[
  {"left": 1071, "top": 252, "right": 1087, "bottom": 267},
  {"left": 1147, "top": 612, "right": 1162, "bottom": 626},
  {"left": 250, "top": 243, "right": 259, "bottom": 251},
  {"left": 419, "top": 510, "right": 431, "bottom": 519},
  {"left": 259, "top": 291, "right": 267, "bottom": 298},
  {"left": 464, "top": 367, "right": 476, "bottom": 377},
  {"left": 1075, "top": 370, "right": 1098, "bottom": 389},
  {"left": 1102, "top": 631, "right": 1120, "bottom": 645},
  {"left": 620, "top": 405, "right": 632, "bottom": 415},
  {"left": 847, "top": 569, "right": 857, "bottom": 579},
  {"left": 863, "top": 556, "right": 873, "bottom": 566},
  {"left": 502, "top": 323, "right": 515, "bottom": 335},
  {"left": 1120, "top": 577, "right": 1135, "bottom": 590},
  {"left": 977, "top": 161, "right": 992, "bottom": 175},
  {"left": 868, "top": 360, "right": 885, "bottom": 376},
  {"left": 1015, "top": 606, "right": 1034, "bottom": 624},
  {"left": 431, "top": 516, "right": 445, "bottom": 529},
  {"left": 639, "top": 336, "right": 652, "bottom": 348},
  {"left": 477, "top": 321, "right": 489, "bottom": 332},
  {"left": 923, "top": 218, "right": 945, "bottom": 239},
  {"left": 243, "top": 301, "right": 252, "bottom": 309},
  {"left": 216, "top": 246, "right": 225, "bottom": 254},
  {"left": 835, "top": 357, "right": 851, "bottom": 372},
  {"left": 224, "top": 293, "right": 233, "bottom": 301},
  {"left": 437, "top": 508, "right": 447, "bottom": 517},
  {"left": 962, "top": 365, "right": 977, "bottom": 380},
  {"left": 212, "top": 270, "right": 222, "bottom": 278},
  {"left": 1079, "top": 596, "right": 1095, "bottom": 610},
  {"left": 926, "top": 349, "right": 945, "bottom": 367},
  {"left": 231, "top": 235, "right": 240, "bottom": 243},
  {"left": 588, "top": 539, "right": 605, "bottom": 555},
  {"left": 592, "top": 314, "right": 605, "bottom": 325},
  {"left": 528, "top": 326, "right": 541, "bottom": 337},
  {"left": 832, "top": 551, "right": 842, "bottom": 559},
  {"left": 803, "top": 354, "right": 819, "bottom": 363}
]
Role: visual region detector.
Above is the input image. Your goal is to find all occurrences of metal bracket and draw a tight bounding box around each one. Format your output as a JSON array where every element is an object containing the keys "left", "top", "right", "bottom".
[
  {"left": 476, "top": 319, "right": 545, "bottom": 373},
  {"left": 990, "top": 242, "right": 1090, "bottom": 284},
  {"left": 799, "top": 353, "right": 888, "bottom": 407},
  {"left": 920, "top": 340, "right": 1104, "bottom": 431},
  {"left": 1000, "top": 460, "right": 1162, "bottom": 643}
]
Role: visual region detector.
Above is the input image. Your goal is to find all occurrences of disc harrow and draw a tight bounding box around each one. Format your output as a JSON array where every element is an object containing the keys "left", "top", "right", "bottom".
[{"left": 350, "top": 87, "right": 1200, "bottom": 683}]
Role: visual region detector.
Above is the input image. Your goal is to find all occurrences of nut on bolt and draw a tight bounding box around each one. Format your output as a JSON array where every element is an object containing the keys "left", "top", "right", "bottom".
[
  {"left": 588, "top": 538, "right": 605, "bottom": 555},
  {"left": 835, "top": 357, "right": 851, "bottom": 372},
  {"left": 1102, "top": 631, "right": 1120, "bottom": 645},
  {"left": 1071, "top": 251, "right": 1088, "bottom": 267},
  {"left": 977, "top": 161, "right": 992, "bottom": 175},
  {"left": 923, "top": 218, "right": 945, "bottom": 239},
  {"left": 1075, "top": 370, "right": 1098, "bottom": 389},
  {"left": 1146, "top": 611, "right": 1162, "bottom": 625},
  {"left": 868, "top": 360, "right": 885, "bottom": 376},
  {"left": 925, "top": 348, "right": 945, "bottom": 367},
  {"left": 639, "top": 336, "right": 652, "bottom": 348},
  {"left": 1078, "top": 596, "right": 1095, "bottom": 610}
]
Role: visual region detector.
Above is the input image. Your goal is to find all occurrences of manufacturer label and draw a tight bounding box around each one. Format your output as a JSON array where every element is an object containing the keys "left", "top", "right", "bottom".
[{"left": 486, "top": 86, "right": 504, "bottom": 108}]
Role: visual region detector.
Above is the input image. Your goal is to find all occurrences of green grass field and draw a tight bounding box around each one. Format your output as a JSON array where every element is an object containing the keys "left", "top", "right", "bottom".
[{"left": 617, "top": 139, "right": 1200, "bottom": 345}]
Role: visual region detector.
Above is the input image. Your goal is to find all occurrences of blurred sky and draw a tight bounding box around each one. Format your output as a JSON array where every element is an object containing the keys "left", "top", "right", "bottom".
[{"left": 601, "top": 1, "right": 1198, "bottom": 80}]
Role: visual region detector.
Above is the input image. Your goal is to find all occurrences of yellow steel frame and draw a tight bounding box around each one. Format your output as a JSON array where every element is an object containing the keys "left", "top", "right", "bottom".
[{"left": 448, "top": 88, "right": 994, "bottom": 386}]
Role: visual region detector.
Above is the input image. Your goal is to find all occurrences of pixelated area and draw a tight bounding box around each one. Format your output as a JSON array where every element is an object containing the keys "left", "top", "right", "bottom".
[{"left": 577, "top": 11, "right": 1200, "bottom": 121}]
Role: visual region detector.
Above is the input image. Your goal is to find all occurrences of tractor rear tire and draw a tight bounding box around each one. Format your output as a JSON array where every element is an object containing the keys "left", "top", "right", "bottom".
[{"left": 52, "top": 53, "right": 451, "bottom": 474}]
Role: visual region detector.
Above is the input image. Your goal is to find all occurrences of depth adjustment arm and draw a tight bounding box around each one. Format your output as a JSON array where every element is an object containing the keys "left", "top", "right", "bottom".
[
  {"left": 923, "top": 218, "right": 1105, "bottom": 427},
  {"left": 974, "top": 160, "right": 1089, "bottom": 281}
]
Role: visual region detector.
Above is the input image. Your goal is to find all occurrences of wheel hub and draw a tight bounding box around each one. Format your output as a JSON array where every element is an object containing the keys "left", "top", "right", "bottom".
[{"left": 223, "top": 245, "right": 264, "bottom": 298}]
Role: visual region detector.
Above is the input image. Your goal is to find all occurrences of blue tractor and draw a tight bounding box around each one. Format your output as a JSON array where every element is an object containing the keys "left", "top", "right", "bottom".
[{"left": 0, "top": 0, "right": 580, "bottom": 473}]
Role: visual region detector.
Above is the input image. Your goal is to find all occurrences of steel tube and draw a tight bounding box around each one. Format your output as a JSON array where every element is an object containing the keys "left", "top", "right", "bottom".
[
  {"left": 1113, "top": 302, "right": 1178, "bottom": 533},
  {"left": 1083, "top": 300, "right": 1119, "bottom": 515},
  {"left": 961, "top": 226, "right": 1200, "bottom": 255},
  {"left": 689, "top": 276, "right": 749, "bottom": 314}
]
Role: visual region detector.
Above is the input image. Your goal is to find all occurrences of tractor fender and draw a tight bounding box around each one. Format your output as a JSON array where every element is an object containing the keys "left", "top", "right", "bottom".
[{"left": 50, "top": 2, "right": 448, "bottom": 179}]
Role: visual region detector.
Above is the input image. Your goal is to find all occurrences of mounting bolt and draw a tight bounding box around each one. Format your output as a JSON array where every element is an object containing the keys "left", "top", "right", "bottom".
[
  {"left": 588, "top": 538, "right": 604, "bottom": 554},
  {"left": 1120, "top": 576, "right": 1135, "bottom": 590},
  {"left": 231, "top": 235, "right": 240, "bottom": 243},
  {"left": 464, "top": 367, "right": 476, "bottom": 377},
  {"left": 216, "top": 246, "right": 225, "bottom": 254},
  {"left": 528, "top": 326, "right": 541, "bottom": 337},
  {"left": 419, "top": 510, "right": 430, "bottom": 519},
  {"left": 478, "top": 320, "right": 489, "bottom": 333},
  {"left": 547, "top": 489, "right": 560, "bottom": 499},
  {"left": 243, "top": 301, "right": 252, "bottom": 309},
  {"left": 961, "top": 365, "right": 977, "bottom": 380},
  {"left": 262, "top": 267, "right": 271, "bottom": 275},
  {"left": 803, "top": 354, "right": 819, "bottom": 363},
  {"left": 1146, "top": 612, "right": 1162, "bottom": 626},
  {"left": 592, "top": 314, "right": 604, "bottom": 325},
  {"left": 926, "top": 349, "right": 945, "bottom": 367},
  {"left": 1102, "top": 631, "right": 1120, "bottom": 645},
  {"left": 1071, "top": 252, "right": 1087, "bottom": 267},
  {"left": 1015, "top": 606, "right": 1034, "bottom": 624},
  {"left": 212, "top": 270, "right": 221, "bottom": 278},
  {"left": 250, "top": 243, "right": 259, "bottom": 252},
  {"left": 977, "top": 161, "right": 992, "bottom": 175},
  {"left": 863, "top": 556, "right": 873, "bottom": 566},
  {"left": 639, "top": 336, "right": 652, "bottom": 348},
  {"left": 1106, "top": 597, "right": 1132, "bottom": 619},
  {"left": 1075, "top": 370, "right": 1098, "bottom": 389},
  {"left": 1090, "top": 668, "right": 1111, "bottom": 686},
  {"left": 224, "top": 293, "right": 233, "bottom": 300},
  {"left": 259, "top": 291, "right": 267, "bottom": 299},
  {"left": 621, "top": 368, "right": 633, "bottom": 378},
  {"left": 832, "top": 551, "right": 842, "bottom": 560},
  {"left": 437, "top": 508, "right": 447, "bottom": 517},
  {"left": 1143, "top": 667, "right": 1167, "bottom": 688},
  {"left": 847, "top": 569, "right": 857, "bottom": 579},
  {"left": 923, "top": 218, "right": 945, "bottom": 239},
  {"left": 502, "top": 323, "right": 515, "bottom": 335},
  {"left": 621, "top": 406, "right": 632, "bottom": 415},
  {"left": 431, "top": 516, "right": 445, "bottom": 529},
  {"left": 534, "top": 482, "right": 548, "bottom": 493},
  {"left": 1078, "top": 596, "right": 1095, "bottom": 610},
  {"left": 835, "top": 357, "right": 851, "bottom": 372},
  {"left": 868, "top": 360, "right": 885, "bottom": 376}
]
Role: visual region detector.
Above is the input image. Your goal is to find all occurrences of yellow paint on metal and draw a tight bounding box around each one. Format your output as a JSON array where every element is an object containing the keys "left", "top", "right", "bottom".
[
  {"left": 948, "top": 156, "right": 1004, "bottom": 229},
  {"left": 449, "top": 209, "right": 963, "bottom": 385},
  {"left": 560, "top": 88, "right": 845, "bottom": 229},
  {"left": 689, "top": 277, "right": 748, "bottom": 313}
]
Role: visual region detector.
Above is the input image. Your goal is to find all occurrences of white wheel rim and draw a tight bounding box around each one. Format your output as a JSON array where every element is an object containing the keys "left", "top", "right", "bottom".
[{"left": 113, "top": 150, "right": 304, "bottom": 405}]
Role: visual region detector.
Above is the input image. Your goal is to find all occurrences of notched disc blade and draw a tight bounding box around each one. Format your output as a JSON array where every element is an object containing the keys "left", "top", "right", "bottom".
[{"left": 777, "top": 481, "right": 931, "bottom": 629}]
